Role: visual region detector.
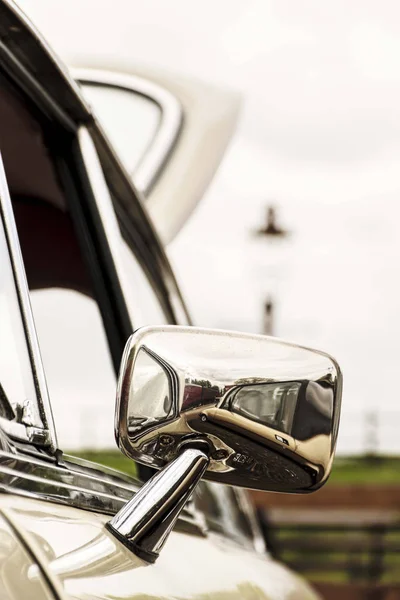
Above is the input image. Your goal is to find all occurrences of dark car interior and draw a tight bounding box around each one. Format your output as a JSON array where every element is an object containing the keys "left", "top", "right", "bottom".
[{"left": 0, "top": 76, "right": 93, "bottom": 296}]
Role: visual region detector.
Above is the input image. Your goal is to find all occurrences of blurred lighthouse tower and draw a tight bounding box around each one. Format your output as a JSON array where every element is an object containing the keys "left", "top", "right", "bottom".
[{"left": 251, "top": 204, "right": 290, "bottom": 336}]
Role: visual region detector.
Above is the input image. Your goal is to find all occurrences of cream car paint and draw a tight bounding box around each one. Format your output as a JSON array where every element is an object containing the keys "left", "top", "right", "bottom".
[
  {"left": 0, "top": 513, "right": 53, "bottom": 600},
  {"left": 0, "top": 494, "right": 318, "bottom": 600}
]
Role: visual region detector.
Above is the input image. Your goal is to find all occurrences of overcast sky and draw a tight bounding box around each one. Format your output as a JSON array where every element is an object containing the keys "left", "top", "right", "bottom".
[
  {"left": 18, "top": 0, "right": 400, "bottom": 164},
  {"left": 17, "top": 0, "right": 400, "bottom": 453}
]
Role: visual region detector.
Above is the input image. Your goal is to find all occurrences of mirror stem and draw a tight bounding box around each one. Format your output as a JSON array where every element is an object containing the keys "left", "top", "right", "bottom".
[{"left": 106, "top": 447, "right": 210, "bottom": 562}]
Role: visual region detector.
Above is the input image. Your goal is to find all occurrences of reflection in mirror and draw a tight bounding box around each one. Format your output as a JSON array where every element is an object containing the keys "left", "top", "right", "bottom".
[
  {"left": 226, "top": 380, "right": 333, "bottom": 440},
  {"left": 227, "top": 382, "right": 302, "bottom": 435},
  {"left": 127, "top": 349, "right": 172, "bottom": 433},
  {"left": 116, "top": 326, "right": 342, "bottom": 494}
]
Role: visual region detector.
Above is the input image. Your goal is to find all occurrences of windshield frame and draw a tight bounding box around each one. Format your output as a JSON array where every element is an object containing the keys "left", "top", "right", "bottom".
[{"left": 0, "top": 156, "right": 57, "bottom": 451}]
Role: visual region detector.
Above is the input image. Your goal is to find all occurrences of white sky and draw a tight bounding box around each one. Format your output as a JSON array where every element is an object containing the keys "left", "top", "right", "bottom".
[{"left": 16, "top": 0, "right": 400, "bottom": 453}]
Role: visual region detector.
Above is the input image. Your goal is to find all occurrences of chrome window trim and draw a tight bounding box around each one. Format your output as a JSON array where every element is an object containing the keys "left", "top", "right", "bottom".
[
  {"left": 1, "top": 0, "right": 91, "bottom": 131},
  {"left": 0, "top": 158, "right": 57, "bottom": 452},
  {"left": 232, "top": 488, "right": 267, "bottom": 555},
  {"left": 78, "top": 125, "right": 177, "bottom": 331},
  {"left": 78, "top": 126, "right": 135, "bottom": 314},
  {"left": 72, "top": 68, "right": 183, "bottom": 195}
]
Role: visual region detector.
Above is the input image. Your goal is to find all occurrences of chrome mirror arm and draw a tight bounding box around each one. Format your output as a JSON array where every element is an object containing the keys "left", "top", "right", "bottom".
[{"left": 106, "top": 447, "right": 209, "bottom": 563}]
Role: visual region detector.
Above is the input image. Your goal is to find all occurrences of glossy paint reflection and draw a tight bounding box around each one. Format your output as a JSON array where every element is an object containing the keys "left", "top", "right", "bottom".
[
  {"left": 0, "top": 513, "right": 52, "bottom": 600},
  {"left": 0, "top": 494, "right": 318, "bottom": 600},
  {"left": 116, "top": 326, "right": 342, "bottom": 493}
]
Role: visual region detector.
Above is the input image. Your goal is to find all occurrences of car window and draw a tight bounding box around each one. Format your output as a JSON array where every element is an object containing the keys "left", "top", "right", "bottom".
[
  {"left": 81, "top": 83, "right": 161, "bottom": 178},
  {"left": 119, "top": 240, "right": 169, "bottom": 328},
  {"left": 0, "top": 62, "right": 191, "bottom": 497},
  {"left": 12, "top": 192, "right": 119, "bottom": 451},
  {"left": 194, "top": 481, "right": 256, "bottom": 550},
  {"left": 30, "top": 289, "right": 116, "bottom": 450},
  {"left": 29, "top": 243, "right": 170, "bottom": 451},
  {"left": 15, "top": 195, "right": 170, "bottom": 451},
  {"left": 10, "top": 168, "right": 171, "bottom": 454}
]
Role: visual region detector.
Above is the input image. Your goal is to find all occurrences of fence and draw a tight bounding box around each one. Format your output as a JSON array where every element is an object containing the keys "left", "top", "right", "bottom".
[{"left": 262, "top": 519, "right": 400, "bottom": 585}]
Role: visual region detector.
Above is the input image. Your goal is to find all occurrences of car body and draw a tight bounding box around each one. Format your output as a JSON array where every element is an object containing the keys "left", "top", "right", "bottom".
[{"left": 0, "top": 1, "right": 322, "bottom": 598}]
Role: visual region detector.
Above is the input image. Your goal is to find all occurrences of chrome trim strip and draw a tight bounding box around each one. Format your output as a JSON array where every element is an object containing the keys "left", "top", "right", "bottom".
[
  {"left": 0, "top": 157, "right": 57, "bottom": 452},
  {"left": 0, "top": 464, "right": 129, "bottom": 511},
  {"left": 0, "top": 419, "right": 29, "bottom": 444},
  {"left": 0, "top": 451, "right": 205, "bottom": 535},
  {"left": 233, "top": 487, "right": 267, "bottom": 555},
  {"left": 2, "top": 0, "right": 92, "bottom": 123},
  {"left": 73, "top": 68, "right": 183, "bottom": 195},
  {"left": 0, "top": 417, "right": 49, "bottom": 446},
  {"left": 63, "top": 453, "right": 141, "bottom": 488},
  {"left": 0, "top": 39, "right": 76, "bottom": 133},
  {"left": 77, "top": 127, "right": 137, "bottom": 325},
  {"left": 0, "top": 451, "right": 133, "bottom": 512}
]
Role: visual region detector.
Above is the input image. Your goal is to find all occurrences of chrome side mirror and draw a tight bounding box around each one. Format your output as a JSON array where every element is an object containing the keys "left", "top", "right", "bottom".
[
  {"left": 116, "top": 326, "right": 341, "bottom": 492},
  {"left": 108, "top": 326, "right": 342, "bottom": 561}
]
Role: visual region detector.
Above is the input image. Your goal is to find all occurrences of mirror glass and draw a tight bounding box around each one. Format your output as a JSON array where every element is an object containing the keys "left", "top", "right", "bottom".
[
  {"left": 227, "top": 380, "right": 333, "bottom": 440},
  {"left": 127, "top": 349, "right": 172, "bottom": 432},
  {"left": 228, "top": 382, "right": 302, "bottom": 435},
  {"left": 116, "top": 326, "right": 342, "bottom": 493}
]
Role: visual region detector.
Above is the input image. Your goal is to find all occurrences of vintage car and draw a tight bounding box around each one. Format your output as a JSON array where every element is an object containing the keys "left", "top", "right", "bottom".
[{"left": 0, "top": 1, "right": 342, "bottom": 598}]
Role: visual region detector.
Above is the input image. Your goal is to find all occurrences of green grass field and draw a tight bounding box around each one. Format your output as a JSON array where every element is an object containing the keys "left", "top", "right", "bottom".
[
  {"left": 72, "top": 450, "right": 400, "bottom": 485},
  {"left": 73, "top": 449, "right": 139, "bottom": 478},
  {"left": 329, "top": 455, "right": 400, "bottom": 485}
]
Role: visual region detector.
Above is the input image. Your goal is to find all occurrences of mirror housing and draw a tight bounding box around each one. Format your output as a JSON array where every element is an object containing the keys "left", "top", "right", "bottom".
[{"left": 115, "top": 326, "right": 342, "bottom": 493}]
